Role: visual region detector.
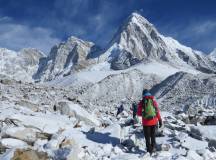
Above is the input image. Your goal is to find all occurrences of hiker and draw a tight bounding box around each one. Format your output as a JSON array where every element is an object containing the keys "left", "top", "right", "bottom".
[
  {"left": 116, "top": 102, "right": 124, "bottom": 117},
  {"left": 131, "top": 101, "right": 138, "bottom": 125},
  {"left": 137, "top": 89, "right": 162, "bottom": 154}
]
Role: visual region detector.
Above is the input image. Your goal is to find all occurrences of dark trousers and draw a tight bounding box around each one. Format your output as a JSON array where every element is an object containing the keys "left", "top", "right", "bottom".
[{"left": 143, "top": 125, "right": 156, "bottom": 153}]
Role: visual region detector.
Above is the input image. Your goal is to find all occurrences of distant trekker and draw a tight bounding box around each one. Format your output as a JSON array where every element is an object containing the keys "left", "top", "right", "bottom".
[
  {"left": 116, "top": 103, "right": 124, "bottom": 117},
  {"left": 137, "top": 89, "right": 162, "bottom": 154},
  {"left": 131, "top": 101, "right": 138, "bottom": 126}
]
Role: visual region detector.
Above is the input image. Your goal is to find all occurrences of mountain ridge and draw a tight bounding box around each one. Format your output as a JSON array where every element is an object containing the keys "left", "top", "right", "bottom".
[
  {"left": 1, "top": 12, "right": 216, "bottom": 82},
  {"left": 0, "top": 48, "right": 44, "bottom": 82}
]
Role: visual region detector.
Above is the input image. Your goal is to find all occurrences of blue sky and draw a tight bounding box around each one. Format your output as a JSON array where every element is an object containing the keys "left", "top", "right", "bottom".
[{"left": 0, "top": 0, "right": 215, "bottom": 54}]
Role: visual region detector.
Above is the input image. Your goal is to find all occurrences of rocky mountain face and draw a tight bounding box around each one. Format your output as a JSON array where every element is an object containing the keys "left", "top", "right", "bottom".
[
  {"left": 1, "top": 13, "right": 216, "bottom": 83},
  {"left": 209, "top": 48, "right": 216, "bottom": 61},
  {"left": 34, "top": 36, "right": 101, "bottom": 81},
  {"left": 80, "top": 69, "right": 161, "bottom": 110},
  {"left": 0, "top": 48, "right": 44, "bottom": 82},
  {"left": 102, "top": 13, "right": 216, "bottom": 73},
  {"left": 209, "top": 48, "right": 216, "bottom": 56},
  {"left": 150, "top": 72, "right": 216, "bottom": 111}
]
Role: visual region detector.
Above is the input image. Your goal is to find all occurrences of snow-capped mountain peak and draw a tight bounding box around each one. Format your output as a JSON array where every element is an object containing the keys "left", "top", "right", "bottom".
[
  {"left": 104, "top": 12, "right": 161, "bottom": 66},
  {"left": 66, "top": 36, "right": 94, "bottom": 47},
  {"left": 102, "top": 13, "right": 216, "bottom": 73},
  {"left": 129, "top": 12, "right": 152, "bottom": 26},
  {"left": 209, "top": 48, "right": 216, "bottom": 56},
  {"left": 34, "top": 36, "right": 100, "bottom": 81},
  {"left": 0, "top": 48, "right": 44, "bottom": 82}
]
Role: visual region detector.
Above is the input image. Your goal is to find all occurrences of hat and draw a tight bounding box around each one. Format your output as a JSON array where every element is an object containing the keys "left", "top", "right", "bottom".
[{"left": 142, "top": 89, "right": 152, "bottom": 96}]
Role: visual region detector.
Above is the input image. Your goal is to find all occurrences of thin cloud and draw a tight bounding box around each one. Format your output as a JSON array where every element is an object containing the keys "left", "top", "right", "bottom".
[
  {"left": 192, "top": 21, "right": 216, "bottom": 35},
  {"left": 0, "top": 22, "right": 60, "bottom": 54},
  {"left": 0, "top": 0, "right": 215, "bottom": 53},
  {"left": 0, "top": 16, "right": 11, "bottom": 22},
  {"left": 157, "top": 19, "right": 216, "bottom": 53}
]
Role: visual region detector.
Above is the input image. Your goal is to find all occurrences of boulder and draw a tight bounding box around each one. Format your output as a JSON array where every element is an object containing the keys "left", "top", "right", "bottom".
[
  {"left": 158, "top": 144, "right": 171, "bottom": 151},
  {"left": 190, "top": 125, "right": 216, "bottom": 141},
  {"left": 15, "top": 100, "right": 39, "bottom": 112},
  {"left": 208, "top": 139, "right": 216, "bottom": 149},
  {"left": 2, "top": 127, "right": 37, "bottom": 144},
  {"left": 0, "top": 79, "right": 14, "bottom": 85},
  {"left": 55, "top": 101, "right": 100, "bottom": 126},
  {"left": 189, "top": 126, "right": 204, "bottom": 140},
  {"left": 53, "top": 137, "right": 80, "bottom": 160},
  {"left": 0, "top": 138, "right": 28, "bottom": 149},
  {"left": 181, "top": 136, "right": 208, "bottom": 150},
  {"left": 196, "top": 149, "right": 216, "bottom": 159},
  {"left": 7, "top": 113, "right": 73, "bottom": 134},
  {"left": 12, "top": 148, "right": 49, "bottom": 160},
  {"left": 186, "top": 150, "right": 203, "bottom": 160},
  {"left": 0, "top": 149, "right": 16, "bottom": 160},
  {"left": 121, "top": 139, "right": 135, "bottom": 150}
]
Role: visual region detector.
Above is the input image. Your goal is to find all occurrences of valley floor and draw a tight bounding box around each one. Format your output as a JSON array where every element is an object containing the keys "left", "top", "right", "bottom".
[{"left": 0, "top": 78, "right": 216, "bottom": 160}]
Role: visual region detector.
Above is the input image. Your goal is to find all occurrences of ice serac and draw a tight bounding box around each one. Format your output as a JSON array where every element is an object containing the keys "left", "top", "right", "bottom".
[
  {"left": 0, "top": 48, "right": 44, "bottom": 82},
  {"left": 103, "top": 12, "right": 216, "bottom": 73},
  {"left": 34, "top": 36, "right": 101, "bottom": 81}
]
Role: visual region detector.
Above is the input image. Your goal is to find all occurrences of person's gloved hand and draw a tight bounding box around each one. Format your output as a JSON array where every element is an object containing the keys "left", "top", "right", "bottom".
[{"left": 159, "top": 120, "right": 163, "bottom": 128}]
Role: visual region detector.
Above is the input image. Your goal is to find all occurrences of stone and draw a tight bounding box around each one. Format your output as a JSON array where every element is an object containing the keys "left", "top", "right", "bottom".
[
  {"left": 0, "top": 138, "right": 28, "bottom": 149},
  {"left": 36, "top": 132, "right": 52, "bottom": 140},
  {"left": 181, "top": 136, "right": 208, "bottom": 150},
  {"left": 12, "top": 149, "right": 49, "bottom": 160},
  {"left": 54, "top": 137, "right": 80, "bottom": 160},
  {"left": 158, "top": 144, "right": 171, "bottom": 151},
  {"left": 15, "top": 100, "right": 39, "bottom": 112},
  {"left": 60, "top": 139, "right": 76, "bottom": 148},
  {"left": 3, "top": 127, "right": 37, "bottom": 144},
  {"left": 0, "top": 149, "right": 15, "bottom": 160},
  {"left": 186, "top": 150, "right": 203, "bottom": 160},
  {"left": 0, "top": 79, "right": 13, "bottom": 85},
  {"left": 189, "top": 126, "right": 203, "bottom": 140},
  {"left": 208, "top": 139, "right": 216, "bottom": 149},
  {"left": 55, "top": 101, "right": 100, "bottom": 126},
  {"left": 121, "top": 139, "right": 135, "bottom": 150}
]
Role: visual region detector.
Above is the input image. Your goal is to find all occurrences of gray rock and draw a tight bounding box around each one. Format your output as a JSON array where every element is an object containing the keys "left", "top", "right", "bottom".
[
  {"left": 151, "top": 72, "right": 216, "bottom": 112},
  {"left": 121, "top": 139, "right": 136, "bottom": 150},
  {"left": 0, "top": 138, "right": 29, "bottom": 149},
  {"left": 81, "top": 69, "right": 161, "bottom": 110},
  {"left": 2, "top": 127, "right": 38, "bottom": 144},
  {"left": 0, "top": 48, "right": 44, "bottom": 82},
  {"left": 158, "top": 144, "right": 171, "bottom": 151},
  {"left": 12, "top": 148, "right": 49, "bottom": 160},
  {"left": 15, "top": 100, "right": 39, "bottom": 112},
  {"left": 208, "top": 139, "right": 216, "bottom": 149},
  {"left": 34, "top": 36, "right": 100, "bottom": 81},
  {"left": 110, "top": 48, "right": 141, "bottom": 70},
  {"left": 55, "top": 101, "right": 100, "bottom": 126}
]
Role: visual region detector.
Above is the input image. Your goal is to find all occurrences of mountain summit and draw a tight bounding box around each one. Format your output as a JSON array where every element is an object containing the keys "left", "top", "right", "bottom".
[
  {"left": 34, "top": 36, "right": 101, "bottom": 81},
  {"left": 3, "top": 12, "right": 216, "bottom": 82},
  {"left": 100, "top": 12, "right": 216, "bottom": 73},
  {"left": 209, "top": 48, "right": 216, "bottom": 57},
  {"left": 0, "top": 48, "right": 44, "bottom": 82}
]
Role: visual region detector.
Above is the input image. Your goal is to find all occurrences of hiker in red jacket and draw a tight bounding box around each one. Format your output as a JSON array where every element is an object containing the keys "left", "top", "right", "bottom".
[{"left": 137, "top": 89, "right": 162, "bottom": 154}]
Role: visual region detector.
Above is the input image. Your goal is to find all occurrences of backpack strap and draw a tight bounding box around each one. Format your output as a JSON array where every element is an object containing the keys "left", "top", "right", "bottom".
[
  {"left": 152, "top": 100, "right": 158, "bottom": 114},
  {"left": 141, "top": 98, "right": 146, "bottom": 112}
]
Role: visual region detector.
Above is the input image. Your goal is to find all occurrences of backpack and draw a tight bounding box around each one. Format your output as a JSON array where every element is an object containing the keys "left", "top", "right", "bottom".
[{"left": 142, "top": 98, "right": 157, "bottom": 119}]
